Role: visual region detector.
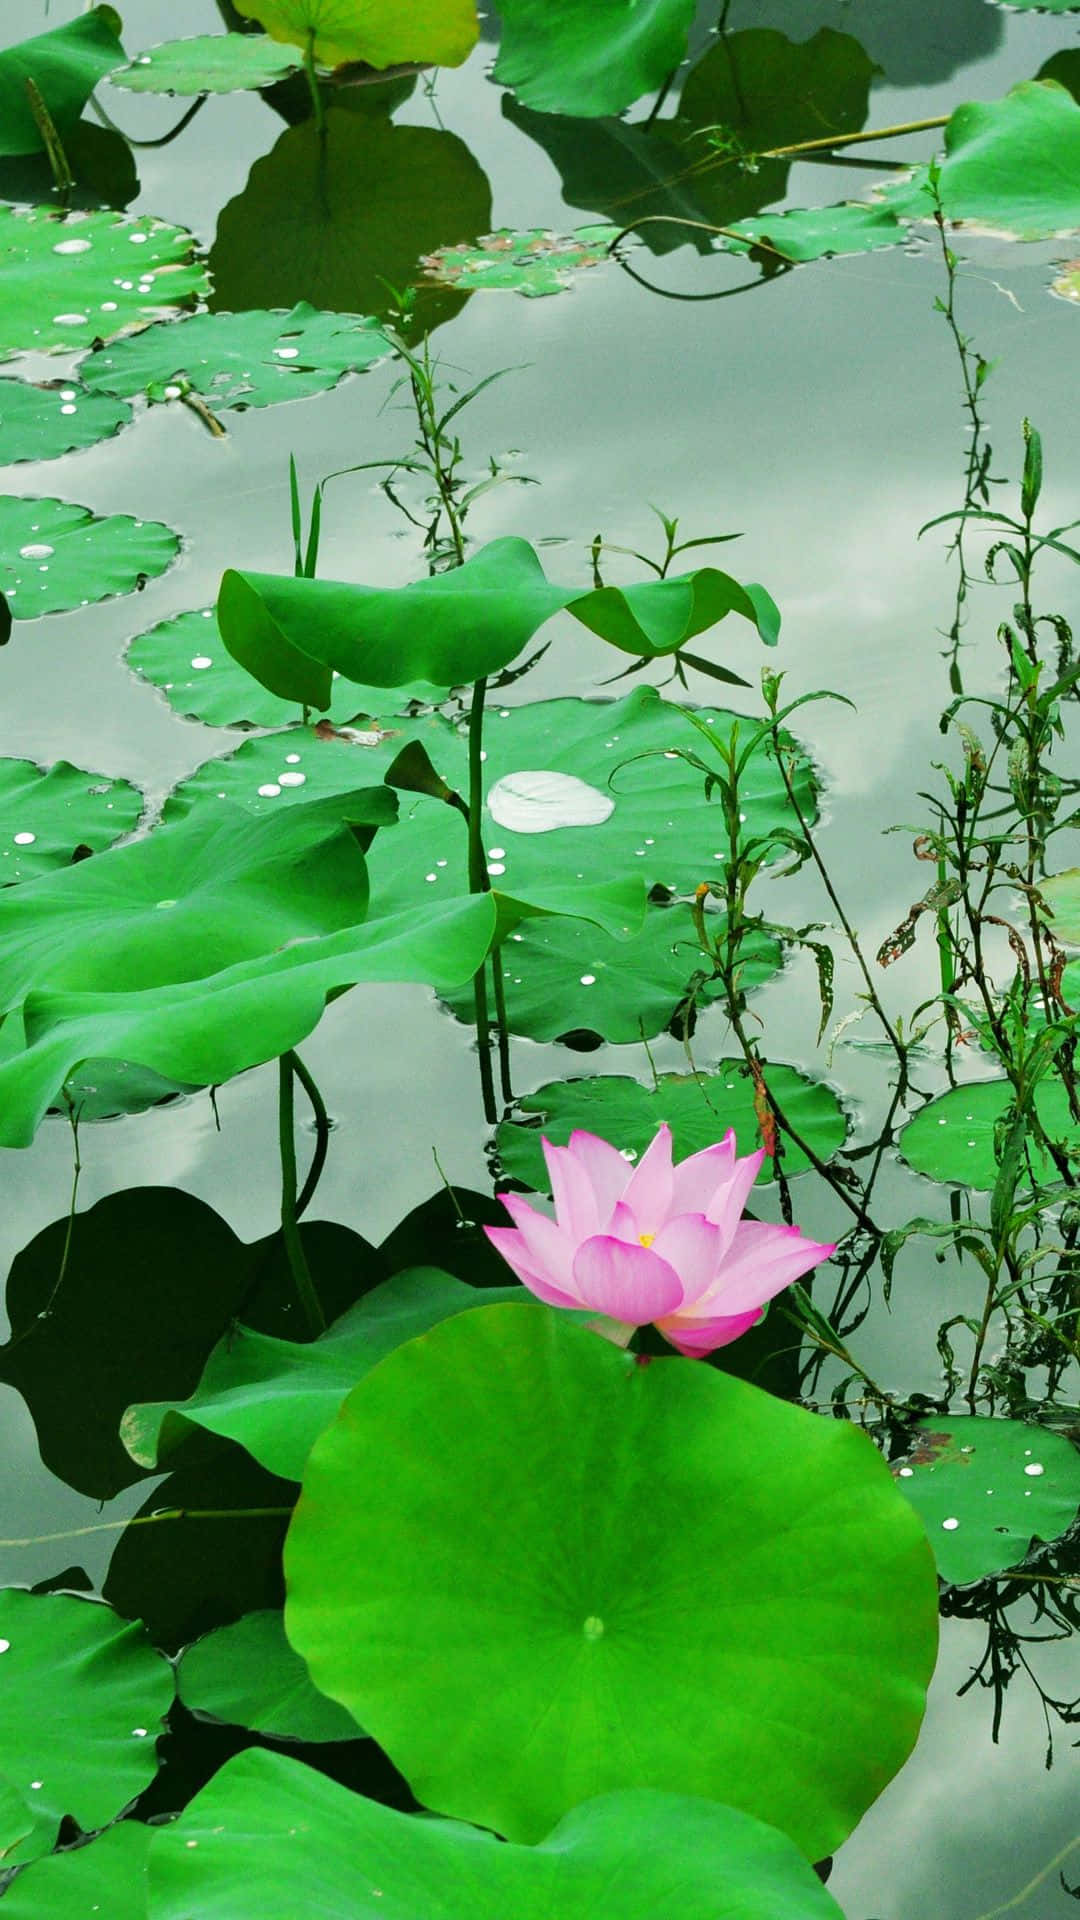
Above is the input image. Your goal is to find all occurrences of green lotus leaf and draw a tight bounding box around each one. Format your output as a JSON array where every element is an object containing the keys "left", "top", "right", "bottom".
[
  {"left": 111, "top": 33, "right": 304, "bottom": 94},
  {"left": 217, "top": 538, "right": 775, "bottom": 708},
  {"left": 0, "top": 205, "right": 207, "bottom": 361},
  {"left": 1041, "top": 866, "right": 1080, "bottom": 941},
  {"left": 0, "top": 1589, "right": 172, "bottom": 1866},
  {"left": 78, "top": 303, "right": 392, "bottom": 413},
  {"left": 124, "top": 1267, "right": 520, "bottom": 1481},
  {"left": 505, "top": 27, "right": 876, "bottom": 258},
  {"left": 177, "top": 1610, "right": 362, "bottom": 1743},
  {"left": 285, "top": 1302, "right": 938, "bottom": 1854},
  {"left": 148, "top": 1748, "right": 845, "bottom": 1918},
  {"left": 237, "top": 0, "right": 479, "bottom": 68},
  {"left": 125, "top": 608, "right": 446, "bottom": 729},
  {"left": 166, "top": 688, "right": 811, "bottom": 1038},
  {"left": 0, "top": 496, "right": 178, "bottom": 617},
  {"left": 0, "top": 1819, "right": 150, "bottom": 1918},
  {"left": 443, "top": 903, "right": 782, "bottom": 1043},
  {"left": 894, "top": 1416, "right": 1080, "bottom": 1586},
  {"left": 0, "top": 376, "right": 131, "bottom": 464},
  {"left": 0, "top": 756, "right": 142, "bottom": 883},
  {"left": 0, "top": 9, "right": 125, "bottom": 158},
  {"left": 498, "top": 1064, "right": 846, "bottom": 1187},
  {"left": 896, "top": 1078, "right": 1080, "bottom": 1190},
  {"left": 420, "top": 226, "right": 619, "bottom": 297},
  {"left": 493, "top": 0, "right": 697, "bottom": 117},
  {"left": 209, "top": 111, "right": 492, "bottom": 340}
]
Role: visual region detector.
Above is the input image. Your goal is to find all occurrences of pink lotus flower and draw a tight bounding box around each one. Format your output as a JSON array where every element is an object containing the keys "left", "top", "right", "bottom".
[{"left": 486, "top": 1123, "right": 834, "bottom": 1356}]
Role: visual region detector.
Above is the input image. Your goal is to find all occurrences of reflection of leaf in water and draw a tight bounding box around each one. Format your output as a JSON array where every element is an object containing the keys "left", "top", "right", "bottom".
[
  {"left": 209, "top": 109, "right": 491, "bottom": 338},
  {"left": 505, "top": 29, "right": 875, "bottom": 256},
  {"left": 0, "top": 119, "right": 138, "bottom": 211}
]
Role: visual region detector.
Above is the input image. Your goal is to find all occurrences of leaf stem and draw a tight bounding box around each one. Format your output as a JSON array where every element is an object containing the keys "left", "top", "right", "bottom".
[{"left": 278, "top": 1053, "right": 326, "bottom": 1335}]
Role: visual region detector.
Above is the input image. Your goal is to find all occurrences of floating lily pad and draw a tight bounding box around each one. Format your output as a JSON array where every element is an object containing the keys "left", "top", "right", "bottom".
[
  {"left": 209, "top": 112, "right": 491, "bottom": 339},
  {"left": 150, "top": 1748, "right": 845, "bottom": 1919},
  {"left": 0, "top": 756, "right": 142, "bottom": 884},
  {"left": 420, "top": 227, "right": 619, "bottom": 297},
  {"left": 78, "top": 303, "right": 392, "bottom": 413},
  {"left": 177, "top": 1610, "right": 362, "bottom": 1744},
  {"left": 0, "top": 1819, "right": 150, "bottom": 1919},
  {"left": 0, "top": 495, "right": 178, "bottom": 617},
  {"left": 285, "top": 1302, "right": 937, "bottom": 1855},
  {"left": 1051, "top": 259, "right": 1080, "bottom": 302},
  {"left": 896, "top": 1077, "right": 1080, "bottom": 1190},
  {"left": 125, "top": 608, "right": 445, "bottom": 729},
  {"left": 445, "top": 904, "right": 782, "bottom": 1043},
  {"left": 167, "top": 689, "right": 813, "bottom": 1036},
  {"left": 494, "top": 0, "right": 697, "bottom": 116},
  {"left": 123, "top": 1267, "right": 521, "bottom": 1482},
  {"left": 497, "top": 1065, "right": 846, "bottom": 1187},
  {"left": 0, "top": 9, "right": 125, "bottom": 159},
  {"left": 240, "top": 0, "right": 479, "bottom": 68},
  {"left": 893, "top": 1416, "right": 1080, "bottom": 1587},
  {"left": 0, "top": 377, "right": 132, "bottom": 465},
  {"left": 0, "top": 205, "right": 207, "bottom": 361},
  {"left": 0, "top": 1588, "right": 171, "bottom": 1866},
  {"left": 111, "top": 33, "right": 304, "bottom": 94}
]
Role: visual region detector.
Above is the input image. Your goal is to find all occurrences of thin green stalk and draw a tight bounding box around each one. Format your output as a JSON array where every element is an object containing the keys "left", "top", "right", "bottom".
[
  {"left": 304, "top": 28, "right": 325, "bottom": 134},
  {"left": 26, "top": 77, "right": 72, "bottom": 193},
  {"left": 489, "top": 955, "right": 515, "bottom": 1104},
  {"left": 467, "top": 676, "right": 497, "bottom": 1122},
  {"left": 291, "top": 1051, "right": 330, "bottom": 1220},
  {"left": 278, "top": 1053, "right": 326, "bottom": 1335}
]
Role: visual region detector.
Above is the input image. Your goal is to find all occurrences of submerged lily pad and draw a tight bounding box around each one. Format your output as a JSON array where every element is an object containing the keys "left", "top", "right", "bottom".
[
  {"left": 125, "top": 608, "right": 445, "bottom": 729},
  {"left": 111, "top": 33, "right": 304, "bottom": 94},
  {"left": 0, "top": 1588, "right": 171, "bottom": 1866},
  {"left": 150, "top": 1748, "right": 845, "bottom": 1919},
  {"left": 178, "top": 1610, "right": 361, "bottom": 1744},
  {"left": 896, "top": 1078, "right": 1080, "bottom": 1190},
  {"left": 0, "top": 757, "right": 142, "bottom": 883},
  {"left": 0, "top": 205, "right": 207, "bottom": 361},
  {"left": 0, "top": 9, "right": 125, "bottom": 159},
  {"left": 0, "top": 377, "right": 131, "bottom": 465},
  {"left": 893, "top": 1416, "right": 1080, "bottom": 1587},
  {"left": 78, "top": 303, "right": 392, "bottom": 412},
  {"left": 494, "top": 0, "right": 697, "bottom": 117},
  {"left": 420, "top": 227, "right": 619, "bottom": 297},
  {"left": 0, "top": 496, "right": 178, "bottom": 617},
  {"left": 497, "top": 1065, "right": 846, "bottom": 1186},
  {"left": 285, "top": 1302, "right": 937, "bottom": 1855}
]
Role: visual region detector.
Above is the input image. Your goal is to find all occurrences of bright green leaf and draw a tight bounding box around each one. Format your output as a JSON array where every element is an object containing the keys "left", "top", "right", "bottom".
[
  {"left": 1042, "top": 866, "right": 1080, "bottom": 941},
  {"left": 498, "top": 1065, "right": 846, "bottom": 1186},
  {"left": 0, "top": 9, "right": 125, "bottom": 159},
  {"left": 148, "top": 1748, "right": 845, "bottom": 1918},
  {"left": 0, "top": 1589, "right": 171, "bottom": 1866},
  {"left": 178, "top": 1610, "right": 362, "bottom": 1743},
  {"left": 111, "top": 33, "right": 304, "bottom": 94},
  {"left": 897, "top": 1078, "right": 1080, "bottom": 1190},
  {"left": 0, "top": 496, "right": 178, "bottom": 618},
  {"left": 0, "top": 205, "right": 207, "bottom": 361},
  {"left": 0, "top": 756, "right": 142, "bottom": 883},
  {"left": 0, "top": 1818, "right": 150, "bottom": 1918},
  {"left": 894, "top": 1416, "right": 1080, "bottom": 1586},
  {"left": 285, "top": 1302, "right": 938, "bottom": 1854},
  {"left": 0, "top": 376, "right": 131, "bottom": 463},
  {"left": 78, "top": 303, "right": 392, "bottom": 413},
  {"left": 494, "top": 0, "right": 697, "bottom": 117},
  {"left": 237, "top": 0, "right": 479, "bottom": 70}
]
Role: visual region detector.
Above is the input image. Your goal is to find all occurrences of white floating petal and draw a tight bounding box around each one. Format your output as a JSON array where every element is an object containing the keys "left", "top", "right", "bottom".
[{"left": 486, "top": 769, "right": 614, "bottom": 835}]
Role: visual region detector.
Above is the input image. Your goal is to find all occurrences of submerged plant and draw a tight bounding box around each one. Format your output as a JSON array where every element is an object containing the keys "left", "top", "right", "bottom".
[{"left": 486, "top": 1121, "right": 834, "bottom": 1354}]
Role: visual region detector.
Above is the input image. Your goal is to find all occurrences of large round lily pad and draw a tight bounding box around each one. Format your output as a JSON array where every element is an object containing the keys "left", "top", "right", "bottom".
[
  {"left": 0, "top": 376, "right": 131, "bottom": 464},
  {"left": 0, "top": 1588, "right": 172, "bottom": 1865},
  {"left": 0, "top": 496, "right": 178, "bottom": 617},
  {"left": 78, "top": 303, "right": 392, "bottom": 413},
  {"left": 150, "top": 1748, "right": 845, "bottom": 1919},
  {"left": 285, "top": 1301, "right": 938, "bottom": 1856},
  {"left": 493, "top": 0, "right": 696, "bottom": 117},
  {"left": 896, "top": 1078, "right": 1079, "bottom": 1190},
  {"left": 0, "top": 756, "right": 142, "bottom": 884},
  {"left": 125, "top": 608, "right": 444, "bottom": 728},
  {"left": 178, "top": 1610, "right": 362, "bottom": 1744},
  {"left": 497, "top": 1065, "right": 847, "bottom": 1187},
  {"left": 167, "top": 688, "right": 814, "bottom": 1039},
  {"left": 110, "top": 33, "right": 304, "bottom": 94},
  {"left": 893, "top": 1416, "right": 1080, "bottom": 1587},
  {"left": 0, "top": 205, "right": 207, "bottom": 361}
]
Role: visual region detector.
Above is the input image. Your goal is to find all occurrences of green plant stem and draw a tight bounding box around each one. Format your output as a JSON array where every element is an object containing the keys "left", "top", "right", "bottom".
[
  {"left": 304, "top": 28, "right": 325, "bottom": 134},
  {"left": 489, "top": 954, "right": 515, "bottom": 1104},
  {"left": 26, "top": 77, "right": 72, "bottom": 193},
  {"left": 0, "top": 1507, "right": 296, "bottom": 1549},
  {"left": 467, "top": 675, "right": 497, "bottom": 1123},
  {"left": 278, "top": 1053, "right": 326, "bottom": 1335},
  {"left": 291, "top": 1051, "right": 330, "bottom": 1219}
]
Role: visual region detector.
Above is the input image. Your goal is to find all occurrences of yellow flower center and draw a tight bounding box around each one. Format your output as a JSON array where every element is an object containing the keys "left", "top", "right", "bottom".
[{"left": 638, "top": 1232, "right": 655, "bottom": 1248}]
